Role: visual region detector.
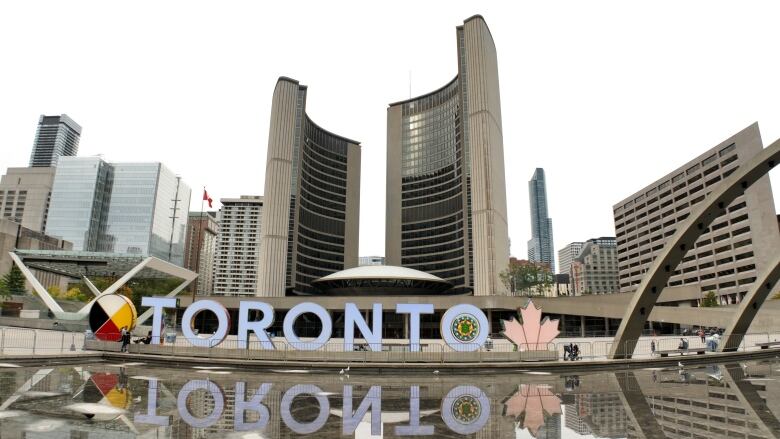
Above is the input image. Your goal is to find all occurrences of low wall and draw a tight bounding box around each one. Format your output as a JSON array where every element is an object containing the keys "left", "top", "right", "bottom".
[{"left": 84, "top": 340, "right": 558, "bottom": 363}]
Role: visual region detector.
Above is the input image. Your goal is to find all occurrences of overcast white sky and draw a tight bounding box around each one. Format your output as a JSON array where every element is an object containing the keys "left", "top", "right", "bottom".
[{"left": 1, "top": 1, "right": 778, "bottom": 263}]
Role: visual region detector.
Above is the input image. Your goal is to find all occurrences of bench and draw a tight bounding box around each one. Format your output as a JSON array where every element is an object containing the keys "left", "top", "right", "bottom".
[
  {"left": 657, "top": 348, "right": 706, "bottom": 357},
  {"left": 755, "top": 341, "right": 780, "bottom": 350}
]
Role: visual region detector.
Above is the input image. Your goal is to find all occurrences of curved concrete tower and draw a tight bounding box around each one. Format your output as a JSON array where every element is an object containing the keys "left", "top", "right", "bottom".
[
  {"left": 386, "top": 15, "right": 509, "bottom": 295},
  {"left": 257, "top": 77, "right": 361, "bottom": 296}
]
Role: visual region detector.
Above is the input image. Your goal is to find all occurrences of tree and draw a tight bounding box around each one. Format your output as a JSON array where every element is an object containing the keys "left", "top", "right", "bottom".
[
  {"left": 0, "top": 265, "right": 27, "bottom": 299},
  {"left": 701, "top": 291, "right": 719, "bottom": 307},
  {"left": 500, "top": 258, "right": 554, "bottom": 296}
]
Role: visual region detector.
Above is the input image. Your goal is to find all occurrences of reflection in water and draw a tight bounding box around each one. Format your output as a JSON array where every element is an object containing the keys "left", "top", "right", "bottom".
[{"left": 0, "top": 360, "right": 777, "bottom": 438}]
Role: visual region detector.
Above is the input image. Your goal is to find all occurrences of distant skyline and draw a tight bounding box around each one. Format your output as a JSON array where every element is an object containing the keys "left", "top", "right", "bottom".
[{"left": 1, "top": 1, "right": 778, "bottom": 260}]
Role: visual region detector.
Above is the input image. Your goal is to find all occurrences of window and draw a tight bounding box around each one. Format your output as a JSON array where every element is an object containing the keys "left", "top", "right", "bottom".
[{"left": 719, "top": 143, "right": 736, "bottom": 157}]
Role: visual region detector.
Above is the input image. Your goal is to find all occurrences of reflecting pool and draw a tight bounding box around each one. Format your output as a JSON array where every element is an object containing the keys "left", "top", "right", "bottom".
[{"left": 0, "top": 360, "right": 778, "bottom": 438}]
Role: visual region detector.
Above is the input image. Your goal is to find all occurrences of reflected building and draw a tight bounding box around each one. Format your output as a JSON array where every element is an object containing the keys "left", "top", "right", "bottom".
[
  {"left": 45, "top": 157, "right": 191, "bottom": 265},
  {"left": 386, "top": 15, "right": 510, "bottom": 295},
  {"left": 258, "top": 77, "right": 361, "bottom": 296},
  {"left": 572, "top": 393, "right": 628, "bottom": 438}
]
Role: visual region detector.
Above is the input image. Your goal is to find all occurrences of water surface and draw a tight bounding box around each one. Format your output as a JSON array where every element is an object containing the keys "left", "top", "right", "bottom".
[{"left": 0, "top": 359, "right": 778, "bottom": 438}]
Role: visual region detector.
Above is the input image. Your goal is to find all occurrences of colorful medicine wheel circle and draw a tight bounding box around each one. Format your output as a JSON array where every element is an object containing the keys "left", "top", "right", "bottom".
[
  {"left": 89, "top": 294, "right": 137, "bottom": 341},
  {"left": 450, "top": 313, "right": 480, "bottom": 342},
  {"left": 451, "top": 394, "right": 482, "bottom": 424}
]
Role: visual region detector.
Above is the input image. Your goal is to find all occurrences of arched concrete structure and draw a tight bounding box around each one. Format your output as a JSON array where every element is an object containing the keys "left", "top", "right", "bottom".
[
  {"left": 717, "top": 253, "right": 780, "bottom": 352},
  {"left": 609, "top": 138, "right": 779, "bottom": 359}
]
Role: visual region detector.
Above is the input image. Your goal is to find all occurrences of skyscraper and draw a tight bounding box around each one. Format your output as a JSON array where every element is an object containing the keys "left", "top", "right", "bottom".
[
  {"left": 29, "top": 114, "right": 81, "bottom": 167},
  {"left": 45, "top": 156, "right": 191, "bottom": 265},
  {"left": 528, "top": 168, "right": 555, "bottom": 272},
  {"left": 257, "top": 78, "right": 361, "bottom": 296},
  {"left": 214, "top": 196, "right": 263, "bottom": 296},
  {"left": 386, "top": 15, "right": 510, "bottom": 296},
  {"left": 184, "top": 211, "right": 218, "bottom": 295},
  {"left": 570, "top": 237, "right": 618, "bottom": 295},
  {"left": 557, "top": 241, "right": 584, "bottom": 276}
]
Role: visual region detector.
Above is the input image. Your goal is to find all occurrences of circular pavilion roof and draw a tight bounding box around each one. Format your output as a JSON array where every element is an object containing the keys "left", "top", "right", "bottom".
[{"left": 312, "top": 265, "right": 453, "bottom": 296}]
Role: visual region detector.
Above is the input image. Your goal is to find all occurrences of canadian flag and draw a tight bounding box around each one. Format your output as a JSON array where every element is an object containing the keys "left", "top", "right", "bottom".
[{"left": 203, "top": 189, "right": 213, "bottom": 208}]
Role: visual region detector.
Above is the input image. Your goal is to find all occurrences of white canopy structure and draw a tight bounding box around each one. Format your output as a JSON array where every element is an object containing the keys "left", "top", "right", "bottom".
[{"left": 9, "top": 250, "right": 197, "bottom": 325}]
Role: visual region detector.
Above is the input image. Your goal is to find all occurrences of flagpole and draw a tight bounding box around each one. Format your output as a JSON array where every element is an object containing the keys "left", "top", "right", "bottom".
[{"left": 192, "top": 186, "right": 206, "bottom": 304}]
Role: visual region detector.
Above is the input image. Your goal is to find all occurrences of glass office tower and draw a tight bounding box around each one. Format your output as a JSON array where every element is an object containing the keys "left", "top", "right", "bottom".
[
  {"left": 44, "top": 157, "right": 112, "bottom": 251},
  {"left": 386, "top": 15, "right": 510, "bottom": 295},
  {"left": 30, "top": 114, "right": 82, "bottom": 167},
  {"left": 528, "top": 168, "right": 555, "bottom": 272},
  {"left": 46, "top": 157, "right": 191, "bottom": 265}
]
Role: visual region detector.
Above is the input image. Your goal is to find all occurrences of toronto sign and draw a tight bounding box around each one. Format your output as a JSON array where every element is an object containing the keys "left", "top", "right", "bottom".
[{"left": 89, "top": 296, "right": 560, "bottom": 351}]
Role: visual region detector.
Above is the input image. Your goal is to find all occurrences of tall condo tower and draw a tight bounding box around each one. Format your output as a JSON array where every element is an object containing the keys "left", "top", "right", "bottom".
[
  {"left": 30, "top": 114, "right": 81, "bottom": 167},
  {"left": 213, "top": 197, "right": 263, "bottom": 296},
  {"left": 528, "top": 168, "right": 555, "bottom": 271},
  {"left": 257, "top": 77, "right": 361, "bottom": 296},
  {"left": 386, "top": 15, "right": 510, "bottom": 295}
]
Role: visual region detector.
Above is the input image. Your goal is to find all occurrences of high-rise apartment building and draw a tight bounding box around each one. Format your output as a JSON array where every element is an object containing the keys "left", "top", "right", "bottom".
[
  {"left": 0, "top": 167, "right": 56, "bottom": 232},
  {"left": 570, "top": 237, "right": 618, "bottom": 295},
  {"left": 29, "top": 114, "right": 81, "bottom": 167},
  {"left": 45, "top": 157, "right": 191, "bottom": 265},
  {"left": 613, "top": 123, "right": 779, "bottom": 304},
  {"left": 214, "top": 196, "right": 263, "bottom": 296},
  {"left": 528, "top": 168, "right": 555, "bottom": 272},
  {"left": 184, "top": 211, "right": 218, "bottom": 295},
  {"left": 386, "top": 15, "right": 509, "bottom": 296},
  {"left": 258, "top": 78, "right": 361, "bottom": 297},
  {"left": 557, "top": 241, "right": 584, "bottom": 277}
]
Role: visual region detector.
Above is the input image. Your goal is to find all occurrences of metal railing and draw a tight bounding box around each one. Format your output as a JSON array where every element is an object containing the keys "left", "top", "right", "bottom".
[
  {"left": 0, "top": 326, "right": 85, "bottom": 355},
  {"left": 6, "top": 326, "right": 779, "bottom": 363}
]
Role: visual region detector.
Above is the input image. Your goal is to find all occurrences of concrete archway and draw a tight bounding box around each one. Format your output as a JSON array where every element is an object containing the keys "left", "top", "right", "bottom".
[{"left": 609, "top": 138, "right": 779, "bottom": 359}]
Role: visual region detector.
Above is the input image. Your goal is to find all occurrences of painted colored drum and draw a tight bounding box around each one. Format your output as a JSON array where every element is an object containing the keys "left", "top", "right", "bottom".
[{"left": 89, "top": 294, "right": 138, "bottom": 341}]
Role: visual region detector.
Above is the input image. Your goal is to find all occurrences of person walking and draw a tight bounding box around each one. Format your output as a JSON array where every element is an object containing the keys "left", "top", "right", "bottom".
[
  {"left": 698, "top": 328, "right": 705, "bottom": 344},
  {"left": 120, "top": 327, "right": 130, "bottom": 353},
  {"left": 651, "top": 339, "right": 656, "bottom": 356}
]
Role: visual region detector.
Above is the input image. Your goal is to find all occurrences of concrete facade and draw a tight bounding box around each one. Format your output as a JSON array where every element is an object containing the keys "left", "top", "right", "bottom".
[
  {"left": 257, "top": 78, "right": 360, "bottom": 296},
  {"left": 183, "top": 211, "right": 218, "bottom": 295},
  {"left": 613, "top": 123, "right": 779, "bottom": 304},
  {"left": 0, "top": 218, "right": 72, "bottom": 292},
  {"left": 570, "top": 237, "right": 619, "bottom": 295},
  {"left": 558, "top": 241, "right": 583, "bottom": 277},
  {"left": 213, "top": 196, "right": 262, "bottom": 296},
  {"left": 0, "top": 167, "right": 55, "bottom": 233},
  {"left": 386, "top": 15, "right": 509, "bottom": 296}
]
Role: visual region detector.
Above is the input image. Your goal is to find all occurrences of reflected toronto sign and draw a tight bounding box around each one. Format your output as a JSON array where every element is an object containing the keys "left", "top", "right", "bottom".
[
  {"left": 137, "top": 379, "right": 492, "bottom": 435},
  {"left": 136, "top": 297, "right": 558, "bottom": 351}
]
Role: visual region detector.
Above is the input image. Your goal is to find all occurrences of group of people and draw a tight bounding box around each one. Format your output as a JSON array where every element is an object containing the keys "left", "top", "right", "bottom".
[
  {"left": 563, "top": 343, "right": 580, "bottom": 361},
  {"left": 118, "top": 327, "right": 154, "bottom": 352}
]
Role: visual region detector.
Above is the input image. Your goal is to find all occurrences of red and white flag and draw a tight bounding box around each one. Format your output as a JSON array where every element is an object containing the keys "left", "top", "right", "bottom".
[{"left": 203, "top": 189, "right": 213, "bottom": 208}]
